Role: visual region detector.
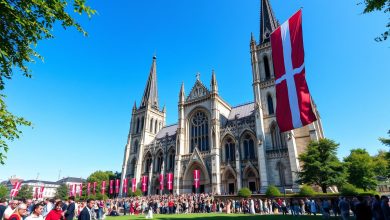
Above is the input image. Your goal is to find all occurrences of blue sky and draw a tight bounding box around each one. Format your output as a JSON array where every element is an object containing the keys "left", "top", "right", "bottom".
[{"left": 0, "top": 0, "right": 389, "bottom": 182}]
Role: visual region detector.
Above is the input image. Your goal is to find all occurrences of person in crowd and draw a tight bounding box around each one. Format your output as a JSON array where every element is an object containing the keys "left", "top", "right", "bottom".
[
  {"left": 3, "top": 200, "right": 18, "bottom": 220},
  {"left": 43, "top": 199, "right": 54, "bottom": 218},
  {"left": 64, "top": 196, "right": 75, "bottom": 220},
  {"left": 381, "top": 196, "right": 390, "bottom": 220},
  {"left": 339, "top": 197, "right": 350, "bottom": 220},
  {"left": 108, "top": 206, "right": 119, "bottom": 217},
  {"left": 78, "top": 199, "right": 95, "bottom": 220},
  {"left": 46, "top": 201, "right": 64, "bottom": 220},
  {"left": 25, "top": 203, "right": 44, "bottom": 220},
  {"left": 0, "top": 198, "right": 7, "bottom": 220},
  {"left": 355, "top": 196, "right": 372, "bottom": 220},
  {"left": 8, "top": 203, "right": 28, "bottom": 220},
  {"left": 372, "top": 195, "right": 385, "bottom": 220}
]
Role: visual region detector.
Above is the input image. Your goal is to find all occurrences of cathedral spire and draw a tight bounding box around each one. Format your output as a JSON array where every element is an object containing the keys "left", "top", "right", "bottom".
[
  {"left": 132, "top": 101, "right": 137, "bottom": 112},
  {"left": 179, "top": 82, "right": 185, "bottom": 104},
  {"left": 259, "top": 0, "right": 279, "bottom": 44},
  {"left": 211, "top": 69, "right": 218, "bottom": 94},
  {"left": 140, "top": 56, "right": 159, "bottom": 109}
]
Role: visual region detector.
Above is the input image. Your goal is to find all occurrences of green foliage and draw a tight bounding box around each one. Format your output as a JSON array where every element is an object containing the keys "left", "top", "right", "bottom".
[
  {"left": 14, "top": 185, "right": 32, "bottom": 200},
  {"left": 340, "top": 183, "right": 364, "bottom": 196},
  {"left": 361, "top": 0, "right": 390, "bottom": 41},
  {"left": 344, "top": 148, "right": 378, "bottom": 191},
  {"left": 298, "top": 138, "right": 346, "bottom": 193},
  {"left": 265, "top": 185, "right": 281, "bottom": 197},
  {"left": 128, "top": 189, "right": 143, "bottom": 197},
  {"left": 0, "top": 184, "right": 9, "bottom": 199},
  {"left": 237, "top": 188, "right": 252, "bottom": 198},
  {"left": 299, "top": 185, "right": 316, "bottom": 197},
  {"left": 379, "top": 130, "right": 390, "bottom": 147},
  {"left": 0, "top": 95, "right": 32, "bottom": 164},
  {"left": 373, "top": 150, "right": 389, "bottom": 177},
  {"left": 86, "top": 170, "right": 117, "bottom": 199},
  {"left": 55, "top": 184, "right": 68, "bottom": 200}
]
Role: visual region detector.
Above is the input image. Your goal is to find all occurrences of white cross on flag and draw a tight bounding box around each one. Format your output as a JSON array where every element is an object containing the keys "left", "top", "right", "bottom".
[{"left": 270, "top": 10, "right": 317, "bottom": 132}]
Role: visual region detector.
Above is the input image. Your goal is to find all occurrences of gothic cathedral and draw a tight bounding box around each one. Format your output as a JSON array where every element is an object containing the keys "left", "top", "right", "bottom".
[{"left": 120, "top": 0, "right": 324, "bottom": 195}]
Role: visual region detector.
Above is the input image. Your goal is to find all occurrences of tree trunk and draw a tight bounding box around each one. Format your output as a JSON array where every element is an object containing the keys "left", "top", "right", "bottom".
[{"left": 322, "top": 185, "right": 327, "bottom": 193}]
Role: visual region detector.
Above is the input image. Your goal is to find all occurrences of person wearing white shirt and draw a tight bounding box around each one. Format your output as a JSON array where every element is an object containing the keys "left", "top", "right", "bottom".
[{"left": 3, "top": 200, "right": 18, "bottom": 220}]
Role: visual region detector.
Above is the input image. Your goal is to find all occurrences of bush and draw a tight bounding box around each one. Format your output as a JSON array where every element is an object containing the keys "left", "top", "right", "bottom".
[
  {"left": 299, "top": 185, "right": 316, "bottom": 197},
  {"left": 266, "top": 185, "right": 281, "bottom": 197},
  {"left": 340, "top": 184, "right": 363, "bottom": 196},
  {"left": 128, "top": 189, "right": 143, "bottom": 197},
  {"left": 238, "top": 188, "right": 252, "bottom": 198}
]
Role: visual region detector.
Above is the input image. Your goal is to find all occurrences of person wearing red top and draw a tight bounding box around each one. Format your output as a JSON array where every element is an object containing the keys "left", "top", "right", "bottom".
[
  {"left": 45, "top": 201, "right": 64, "bottom": 220},
  {"left": 8, "top": 204, "right": 27, "bottom": 220}
]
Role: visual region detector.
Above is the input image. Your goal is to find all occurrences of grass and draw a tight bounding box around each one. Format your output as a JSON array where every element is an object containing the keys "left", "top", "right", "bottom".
[{"left": 106, "top": 213, "right": 338, "bottom": 220}]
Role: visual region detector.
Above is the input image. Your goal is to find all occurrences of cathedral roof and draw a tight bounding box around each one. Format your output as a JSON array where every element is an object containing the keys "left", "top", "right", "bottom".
[
  {"left": 259, "top": 0, "right": 279, "bottom": 44},
  {"left": 155, "top": 124, "right": 178, "bottom": 139},
  {"left": 228, "top": 102, "right": 255, "bottom": 120}
]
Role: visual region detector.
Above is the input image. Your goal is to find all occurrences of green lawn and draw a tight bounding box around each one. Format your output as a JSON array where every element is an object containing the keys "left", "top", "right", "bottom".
[{"left": 106, "top": 213, "right": 338, "bottom": 220}]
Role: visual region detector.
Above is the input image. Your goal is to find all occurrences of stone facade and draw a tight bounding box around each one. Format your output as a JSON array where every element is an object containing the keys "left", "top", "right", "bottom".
[{"left": 120, "top": 0, "right": 324, "bottom": 196}]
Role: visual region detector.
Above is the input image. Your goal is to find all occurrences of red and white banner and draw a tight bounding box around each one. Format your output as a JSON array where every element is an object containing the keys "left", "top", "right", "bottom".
[
  {"left": 115, "top": 179, "right": 120, "bottom": 194},
  {"left": 101, "top": 181, "right": 106, "bottom": 195},
  {"left": 87, "top": 182, "right": 91, "bottom": 196},
  {"left": 141, "top": 176, "right": 148, "bottom": 192},
  {"left": 10, "top": 182, "right": 21, "bottom": 197},
  {"left": 69, "top": 184, "right": 73, "bottom": 196},
  {"left": 109, "top": 180, "right": 114, "bottom": 194},
  {"left": 193, "top": 170, "right": 200, "bottom": 189},
  {"left": 159, "top": 174, "right": 164, "bottom": 191},
  {"left": 35, "top": 187, "right": 39, "bottom": 199},
  {"left": 167, "top": 173, "right": 173, "bottom": 190},
  {"left": 270, "top": 10, "right": 317, "bottom": 132},
  {"left": 39, "top": 186, "right": 45, "bottom": 199},
  {"left": 131, "top": 178, "right": 137, "bottom": 193},
  {"left": 78, "top": 183, "right": 83, "bottom": 197},
  {"left": 123, "top": 178, "right": 128, "bottom": 194},
  {"left": 93, "top": 182, "right": 97, "bottom": 195}
]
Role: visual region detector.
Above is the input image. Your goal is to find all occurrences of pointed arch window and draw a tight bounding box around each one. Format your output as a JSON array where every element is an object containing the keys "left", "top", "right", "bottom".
[
  {"left": 136, "top": 118, "right": 140, "bottom": 134},
  {"left": 155, "top": 120, "right": 158, "bottom": 134},
  {"left": 150, "top": 118, "right": 154, "bottom": 133},
  {"left": 144, "top": 153, "right": 152, "bottom": 173},
  {"left": 133, "top": 140, "right": 139, "bottom": 154},
  {"left": 168, "top": 149, "right": 175, "bottom": 171},
  {"left": 225, "top": 138, "right": 235, "bottom": 162},
  {"left": 190, "top": 111, "right": 209, "bottom": 152},
  {"left": 271, "top": 123, "right": 287, "bottom": 149},
  {"left": 130, "top": 159, "right": 137, "bottom": 177},
  {"left": 267, "top": 94, "right": 274, "bottom": 115},
  {"left": 243, "top": 134, "right": 255, "bottom": 159},
  {"left": 264, "top": 56, "right": 271, "bottom": 80},
  {"left": 156, "top": 151, "right": 163, "bottom": 172},
  {"left": 141, "top": 116, "right": 144, "bottom": 131},
  {"left": 277, "top": 162, "right": 286, "bottom": 186}
]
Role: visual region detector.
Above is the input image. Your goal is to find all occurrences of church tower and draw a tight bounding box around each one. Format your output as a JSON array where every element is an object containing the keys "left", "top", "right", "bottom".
[{"left": 120, "top": 56, "right": 166, "bottom": 195}]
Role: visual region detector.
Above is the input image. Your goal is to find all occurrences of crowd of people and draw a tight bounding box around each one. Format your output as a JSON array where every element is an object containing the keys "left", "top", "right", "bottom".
[{"left": 0, "top": 194, "right": 390, "bottom": 219}]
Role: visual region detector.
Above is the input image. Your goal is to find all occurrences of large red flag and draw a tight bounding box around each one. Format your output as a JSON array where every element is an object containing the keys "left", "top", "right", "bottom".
[
  {"left": 270, "top": 10, "right": 317, "bottom": 132},
  {"left": 131, "top": 178, "right": 137, "bottom": 193},
  {"left": 109, "top": 180, "right": 114, "bottom": 194},
  {"left": 93, "top": 182, "right": 97, "bottom": 195},
  {"left": 39, "top": 186, "right": 45, "bottom": 199},
  {"left": 115, "top": 179, "right": 120, "bottom": 194},
  {"left": 123, "top": 178, "right": 128, "bottom": 194},
  {"left": 10, "top": 182, "right": 21, "bottom": 197},
  {"left": 79, "top": 183, "right": 83, "bottom": 197},
  {"left": 159, "top": 174, "right": 164, "bottom": 191},
  {"left": 141, "top": 176, "right": 148, "bottom": 192},
  {"left": 87, "top": 182, "right": 91, "bottom": 196},
  {"left": 193, "top": 170, "right": 200, "bottom": 189},
  {"left": 35, "top": 187, "right": 39, "bottom": 199},
  {"left": 167, "top": 173, "right": 173, "bottom": 191},
  {"left": 101, "top": 181, "right": 106, "bottom": 195}
]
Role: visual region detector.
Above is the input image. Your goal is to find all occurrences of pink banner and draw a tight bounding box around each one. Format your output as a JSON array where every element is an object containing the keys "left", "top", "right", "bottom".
[
  {"left": 93, "top": 182, "right": 97, "bottom": 195},
  {"left": 167, "top": 173, "right": 173, "bottom": 190},
  {"left": 141, "top": 176, "right": 148, "bottom": 192},
  {"left": 159, "top": 174, "right": 164, "bottom": 191},
  {"left": 109, "top": 180, "right": 114, "bottom": 194},
  {"left": 123, "top": 178, "right": 128, "bottom": 194},
  {"left": 115, "top": 179, "right": 120, "bottom": 194},
  {"left": 87, "top": 182, "right": 91, "bottom": 196},
  {"left": 79, "top": 183, "right": 82, "bottom": 197},
  {"left": 131, "top": 178, "right": 137, "bottom": 193},
  {"left": 193, "top": 170, "right": 200, "bottom": 189},
  {"left": 39, "top": 186, "right": 44, "bottom": 199},
  {"left": 101, "top": 181, "right": 106, "bottom": 195},
  {"left": 10, "top": 182, "right": 21, "bottom": 197},
  {"left": 35, "top": 187, "right": 39, "bottom": 199}
]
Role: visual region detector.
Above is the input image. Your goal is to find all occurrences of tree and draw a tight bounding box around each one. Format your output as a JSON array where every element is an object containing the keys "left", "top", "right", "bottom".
[
  {"left": 0, "top": 184, "right": 9, "bottom": 199},
  {"left": 298, "top": 138, "right": 345, "bottom": 193},
  {"left": 86, "top": 170, "right": 114, "bottom": 199},
  {"left": 14, "top": 185, "right": 32, "bottom": 200},
  {"left": 237, "top": 188, "right": 252, "bottom": 198},
  {"left": 0, "top": 0, "right": 95, "bottom": 165},
  {"left": 361, "top": 0, "right": 390, "bottom": 41},
  {"left": 379, "top": 130, "right": 390, "bottom": 147},
  {"left": 344, "top": 148, "right": 377, "bottom": 191},
  {"left": 55, "top": 184, "right": 68, "bottom": 200},
  {"left": 373, "top": 150, "right": 389, "bottom": 177},
  {"left": 265, "top": 185, "right": 281, "bottom": 197}
]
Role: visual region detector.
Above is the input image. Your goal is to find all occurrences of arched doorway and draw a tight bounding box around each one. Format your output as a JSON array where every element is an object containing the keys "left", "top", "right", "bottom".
[
  {"left": 222, "top": 168, "right": 236, "bottom": 195},
  {"left": 243, "top": 166, "right": 260, "bottom": 193},
  {"left": 182, "top": 162, "right": 211, "bottom": 194}
]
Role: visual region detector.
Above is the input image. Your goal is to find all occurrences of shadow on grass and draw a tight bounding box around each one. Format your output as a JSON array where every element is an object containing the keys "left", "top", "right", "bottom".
[{"left": 107, "top": 214, "right": 339, "bottom": 220}]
